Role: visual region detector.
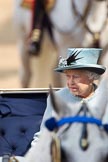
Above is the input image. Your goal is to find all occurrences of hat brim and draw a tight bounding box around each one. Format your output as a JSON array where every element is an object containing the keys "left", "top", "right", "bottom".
[{"left": 54, "top": 64, "right": 106, "bottom": 75}]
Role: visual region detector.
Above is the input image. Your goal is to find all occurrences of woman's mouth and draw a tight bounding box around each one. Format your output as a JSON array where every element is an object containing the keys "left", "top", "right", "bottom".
[{"left": 69, "top": 87, "right": 78, "bottom": 92}]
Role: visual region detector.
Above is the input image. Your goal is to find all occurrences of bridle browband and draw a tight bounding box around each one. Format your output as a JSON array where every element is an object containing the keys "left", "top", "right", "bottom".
[{"left": 45, "top": 116, "right": 103, "bottom": 131}]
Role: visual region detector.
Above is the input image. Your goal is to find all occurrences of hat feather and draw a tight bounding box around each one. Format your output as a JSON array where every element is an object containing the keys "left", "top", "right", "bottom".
[{"left": 67, "top": 50, "right": 83, "bottom": 65}]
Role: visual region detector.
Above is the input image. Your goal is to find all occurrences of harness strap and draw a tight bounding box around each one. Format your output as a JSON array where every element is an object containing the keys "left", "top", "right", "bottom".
[
  {"left": 46, "top": 115, "right": 108, "bottom": 161},
  {"left": 72, "top": 0, "right": 108, "bottom": 47}
]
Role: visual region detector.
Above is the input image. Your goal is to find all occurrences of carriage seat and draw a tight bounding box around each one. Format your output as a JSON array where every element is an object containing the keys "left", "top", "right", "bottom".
[{"left": 0, "top": 89, "right": 49, "bottom": 162}]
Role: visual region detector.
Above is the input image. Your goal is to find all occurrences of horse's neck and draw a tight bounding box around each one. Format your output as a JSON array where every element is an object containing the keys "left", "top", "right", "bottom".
[
  {"left": 26, "top": 129, "right": 52, "bottom": 162},
  {"left": 86, "top": 78, "right": 108, "bottom": 119},
  {"left": 86, "top": 1, "right": 107, "bottom": 31},
  {"left": 49, "top": 0, "right": 90, "bottom": 32}
]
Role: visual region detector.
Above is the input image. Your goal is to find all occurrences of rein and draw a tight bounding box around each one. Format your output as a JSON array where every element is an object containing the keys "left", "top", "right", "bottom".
[{"left": 72, "top": 0, "right": 108, "bottom": 47}]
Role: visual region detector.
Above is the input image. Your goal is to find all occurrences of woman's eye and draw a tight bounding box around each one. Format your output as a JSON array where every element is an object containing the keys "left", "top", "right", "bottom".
[
  {"left": 66, "top": 75, "right": 70, "bottom": 78},
  {"left": 73, "top": 75, "right": 80, "bottom": 78}
]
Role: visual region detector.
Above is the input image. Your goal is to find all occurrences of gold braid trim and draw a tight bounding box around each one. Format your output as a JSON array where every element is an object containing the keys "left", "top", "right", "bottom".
[{"left": 31, "top": 29, "right": 41, "bottom": 42}]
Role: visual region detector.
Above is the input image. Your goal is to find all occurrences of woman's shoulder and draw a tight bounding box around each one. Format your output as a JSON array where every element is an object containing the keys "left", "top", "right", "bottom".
[
  {"left": 55, "top": 87, "right": 71, "bottom": 98},
  {"left": 56, "top": 87, "right": 69, "bottom": 94}
]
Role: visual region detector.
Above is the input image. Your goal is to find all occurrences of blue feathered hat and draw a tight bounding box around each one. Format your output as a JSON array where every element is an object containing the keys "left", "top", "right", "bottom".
[{"left": 54, "top": 48, "right": 106, "bottom": 75}]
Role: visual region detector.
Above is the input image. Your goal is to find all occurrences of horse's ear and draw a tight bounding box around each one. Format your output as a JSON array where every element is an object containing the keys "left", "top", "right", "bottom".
[
  {"left": 49, "top": 85, "right": 71, "bottom": 117},
  {"left": 91, "top": 77, "right": 108, "bottom": 119},
  {"left": 100, "top": 76, "right": 108, "bottom": 123}
]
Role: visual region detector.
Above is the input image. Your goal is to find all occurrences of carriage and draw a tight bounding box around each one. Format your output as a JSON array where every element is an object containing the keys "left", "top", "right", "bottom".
[
  {"left": 1, "top": 2, "right": 108, "bottom": 160},
  {"left": 0, "top": 78, "right": 108, "bottom": 162},
  {"left": 0, "top": 88, "right": 47, "bottom": 162}
]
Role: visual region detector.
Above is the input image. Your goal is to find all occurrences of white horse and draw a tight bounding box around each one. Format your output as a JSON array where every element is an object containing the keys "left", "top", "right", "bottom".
[
  {"left": 13, "top": 0, "right": 108, "bottom": 88},
  {"left": 25, "top": 77, "right": 108, "bottom": 162}
]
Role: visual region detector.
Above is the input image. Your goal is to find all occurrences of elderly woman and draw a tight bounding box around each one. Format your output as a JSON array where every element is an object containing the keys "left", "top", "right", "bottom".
[{"left": 31, "top": 48, "right": 106, "bottom": 146}]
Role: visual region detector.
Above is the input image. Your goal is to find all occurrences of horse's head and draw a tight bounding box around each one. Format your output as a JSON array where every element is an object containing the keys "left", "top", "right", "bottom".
[{"left": 46, "top": 80, "right": 108, "bottom": 162}]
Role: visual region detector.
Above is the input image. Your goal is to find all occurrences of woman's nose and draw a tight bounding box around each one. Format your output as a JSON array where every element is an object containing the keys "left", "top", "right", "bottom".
[{"left": 70, "top": 77, "right": 75, "bottom": 83}]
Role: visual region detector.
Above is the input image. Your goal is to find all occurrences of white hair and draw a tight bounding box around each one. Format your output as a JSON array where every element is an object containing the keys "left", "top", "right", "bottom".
[{"left": 85, "top": 71, "right": 100, "bottom": 80}]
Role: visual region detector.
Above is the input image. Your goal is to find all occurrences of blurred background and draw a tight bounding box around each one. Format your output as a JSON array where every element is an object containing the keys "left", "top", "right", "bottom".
[
  {"left": 0, "top": 1, "right": 107, "bottom": 89},
  {"left": 0, "top": 1, "right": 20, "bottom": 88},
  {"left": 0, "top": 0, "right": 57, "bottom": 89}
]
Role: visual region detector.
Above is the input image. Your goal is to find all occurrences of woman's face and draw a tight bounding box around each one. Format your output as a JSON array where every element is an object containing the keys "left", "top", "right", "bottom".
[{"left": 64, "top": 69, "right": 94, "bottom": 98}]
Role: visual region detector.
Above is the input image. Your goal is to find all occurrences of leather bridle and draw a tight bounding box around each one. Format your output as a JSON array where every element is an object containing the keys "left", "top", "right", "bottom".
[
  {"left": 72, "top": 0, "right": 108, "bottom": 47},
  {"left": 45, "top": 101, "right": 108, "bottom": 162}
]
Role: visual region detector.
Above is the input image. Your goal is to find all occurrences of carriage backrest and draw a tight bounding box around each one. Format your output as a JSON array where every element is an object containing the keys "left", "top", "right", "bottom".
[{"left": 0, "top": 89, "right": 48, "bottom": 156}]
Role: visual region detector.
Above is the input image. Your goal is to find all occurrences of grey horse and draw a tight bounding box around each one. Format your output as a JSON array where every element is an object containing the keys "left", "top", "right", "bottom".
[{"left": 25, "top": 77, "right": 108, "bottom": 162}]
